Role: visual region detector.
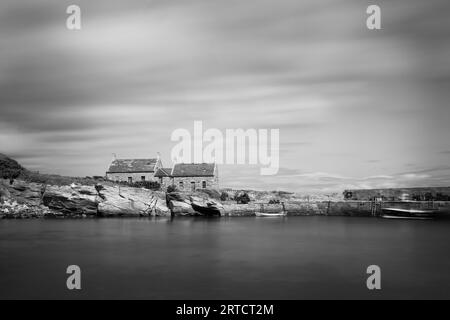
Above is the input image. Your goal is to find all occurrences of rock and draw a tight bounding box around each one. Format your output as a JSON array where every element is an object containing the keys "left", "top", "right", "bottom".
[
  {"left": 1, "top": 179, "right": 172, "bottom": 218},
  {"left": 2, "top": 181, "right": 44, "bottom": 206},
  {"left": 98, "top": 199, "right": 145, "bottom": 216},
  {"left": 43, "top": 195, "right": 98, "bottom": 216},
  {"left": 96, "top": 185, "right": 170, "bottom": 217},
  {"left": 169, "top": 200, "right": 197, "bottom": 215},
  {"left": 12, "top": 183, "right": 27, "bottom": 192},
  {"left": 152, "top": 199, "right": 171, "bottom": 216},
  {"left": 0, "top": 183, "right": 10, "bottom": 202},
  {"left": 43, "top": 185, "right": 98, "bottom": 216}
]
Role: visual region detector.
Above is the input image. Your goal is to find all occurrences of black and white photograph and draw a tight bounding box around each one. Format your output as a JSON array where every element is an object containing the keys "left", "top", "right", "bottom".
[{"left": 1, "top": 0, "right": 450, "bottom": 306}]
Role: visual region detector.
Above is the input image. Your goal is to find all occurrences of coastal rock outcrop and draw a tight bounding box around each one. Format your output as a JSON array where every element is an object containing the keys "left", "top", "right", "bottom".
[
  {"left": 97, "top": 185, "right": 170, "bottom": 217},
  {"left": 169, "top": 200, "right": 197, "bottom": 215},
  {"left": 165, "top": 192, "right": 196, "bottom": 215},
  {"left": 43, "top": 185, "right": 98, "bottom": 216},
  {"left": 0, "top": 200, "right": 54, "bottom": 218},
  {"left": 0, "top": 180, "right": 57, "bottom": 218},
  {"left": 0, "top": 183, "right": 10, "bottom": 202},
  {"left": 1, "top": 179, "right": 171, "bottom": 218},
  {"left": 164, "top": 193, "right": 225, "bottom": 216},
  {"left": 1, "top": 180, "right": 43, "bottom": 206}
]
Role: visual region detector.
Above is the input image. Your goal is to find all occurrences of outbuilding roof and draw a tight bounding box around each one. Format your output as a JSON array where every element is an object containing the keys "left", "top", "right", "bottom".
[
  {"left": 107, "top": 159, "right": 158, "bottom": 173},
  {"left": 154, "top": 168, "right": 172, "bottom": 177},
  {"left": 171, "top": 163, "right": 216, "bottom": 177}
]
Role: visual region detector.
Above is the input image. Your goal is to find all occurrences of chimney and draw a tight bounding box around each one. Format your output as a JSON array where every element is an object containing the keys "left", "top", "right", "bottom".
[{"left": 112, "top": 153, "right": 117, "bottom": 161}]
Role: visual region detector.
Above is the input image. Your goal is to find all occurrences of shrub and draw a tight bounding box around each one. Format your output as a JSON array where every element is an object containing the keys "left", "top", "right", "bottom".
[
  {"left": 236, "top": 192, "right": 250, "bottom": 204},
  {"left": 0, "top": 154, "right": 24, "bottom": 184},
  {"left": 220, "top": 191, "right": 229, "bottom": 202},
  {"left": 130, "top": 180, "right": 161, "bottom": 190},
  {"left": 343, "top": 191, "right": 353, "bottom": 200},
  {"left": 167, "top": 185, "right": 177, "bottom": 193},
  {"left": 197, "top": 188, "right": 221, "bottom": 200}
]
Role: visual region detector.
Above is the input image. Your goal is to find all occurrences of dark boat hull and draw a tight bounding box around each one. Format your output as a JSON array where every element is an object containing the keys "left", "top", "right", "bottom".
[
  {"left": 381, "top": 207, "right": 438, "bottom": 220},
  {"left": 191, "top": 203, "right": 222, "bottom": 216}
]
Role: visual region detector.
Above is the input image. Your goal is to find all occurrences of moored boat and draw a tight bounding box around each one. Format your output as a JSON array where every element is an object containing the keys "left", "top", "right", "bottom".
[
  {"left": 255, "top": 202, "right": 287, "bottom": 217},
  {"left": 255, "top": 212, "right": 286, "bottom": 217},
  {"left": 381, "top": 207, "right": 438, "bottom": 220}
]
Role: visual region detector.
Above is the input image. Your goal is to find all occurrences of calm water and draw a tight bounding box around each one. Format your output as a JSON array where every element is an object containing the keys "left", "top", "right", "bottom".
[{"left": 1, "top": 216, "right": 450, "bottom": 300}]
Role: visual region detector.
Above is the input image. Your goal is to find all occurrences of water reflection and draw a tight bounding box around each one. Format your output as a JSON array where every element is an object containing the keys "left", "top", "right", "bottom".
[{"left": 1, "top": 216, "right": 450, "bottom": 299}]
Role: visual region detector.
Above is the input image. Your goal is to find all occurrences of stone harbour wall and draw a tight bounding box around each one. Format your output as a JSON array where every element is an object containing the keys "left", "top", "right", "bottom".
[
  {"left": 344, "top": 187, "right": 450, "bottom": 201},
  {"left": 222, "top": 200, "right": 450, "bottom": 217},
  {"left": 222, "top": 201, "right": 374, "bottom": 216}
]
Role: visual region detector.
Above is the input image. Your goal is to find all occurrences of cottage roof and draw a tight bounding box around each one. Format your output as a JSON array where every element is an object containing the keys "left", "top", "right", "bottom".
[
  {"left": 154, "top": 168, "right": 172, "bottom": 177},
  {"left": 107, "top": 159, "right": 158, "bottom": 173},
  {"left": 171, "top": 163, "right": 215, "bottom": 177}
]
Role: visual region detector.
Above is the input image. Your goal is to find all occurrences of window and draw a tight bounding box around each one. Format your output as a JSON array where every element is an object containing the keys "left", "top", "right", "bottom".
[
  {"left": 141, "top": 176, "right": 146, "bottom": 181},
  {"left": 202, "top": 181, "right": 207, "bottom": 189},
  {"left": 191, "top": 181, "right": 196, "bottom": 191},
  {"left": 179, "top": 181, "right": 184, "bottom": 189},
  {"left": 128, "top": 177, "right": 133, "bottom": 184}
]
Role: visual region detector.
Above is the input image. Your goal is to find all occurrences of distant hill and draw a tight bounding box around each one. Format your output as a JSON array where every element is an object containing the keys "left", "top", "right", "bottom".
[{"left": 0, "top": 153, "right": 99, "bottom": 186}]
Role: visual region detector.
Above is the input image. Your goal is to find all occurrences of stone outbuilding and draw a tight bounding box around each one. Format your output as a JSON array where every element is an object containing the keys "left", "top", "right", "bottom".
[
  {"left": 171, "top": 163, "right": 219, "bottom": 191},
  {"left": 106, "top": 157, "right": 163, "bottom": 183},
  {"left": 156, "top": 163, "right": 218, "bottom": 191}
]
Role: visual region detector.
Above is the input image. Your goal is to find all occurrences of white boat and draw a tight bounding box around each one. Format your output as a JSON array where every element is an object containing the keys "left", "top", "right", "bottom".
[
  {"left": 381, "top": 214, "right": 432, "bottom": 220},
  {"left": 255, "top": 212, "right": 286, "bottom": 217}
]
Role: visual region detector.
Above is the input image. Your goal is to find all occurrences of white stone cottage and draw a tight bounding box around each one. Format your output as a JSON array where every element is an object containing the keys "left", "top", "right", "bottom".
[
  {"left": 155, "top": 163, "right": 219, "bottom": 191},
  {"left": 106, "top": 157, "right": 163, "bottom": 183}
]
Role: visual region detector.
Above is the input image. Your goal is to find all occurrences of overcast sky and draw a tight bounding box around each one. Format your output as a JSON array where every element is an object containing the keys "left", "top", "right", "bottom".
[{"left": 1, "top": 0, "right": 449, "bottom": 192}]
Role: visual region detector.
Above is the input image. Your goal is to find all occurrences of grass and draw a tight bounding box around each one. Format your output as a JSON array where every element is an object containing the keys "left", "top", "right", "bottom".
[{"left": 19, "top": 170, "right": 109, "bottom": 187}]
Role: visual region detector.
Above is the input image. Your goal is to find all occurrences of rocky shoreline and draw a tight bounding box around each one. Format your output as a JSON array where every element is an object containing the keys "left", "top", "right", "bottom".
[
  {"left": 3, "top": 178, "right": 450, "bottom": 219},
  {"left": 0, "top": 179, "right": 338, "bottom": 219},
  {"left": 0, "top": 179, "right": 171, "bottom": 219},
  {"left": 0, "top": 153, "right": 348, "bottom": 219}
]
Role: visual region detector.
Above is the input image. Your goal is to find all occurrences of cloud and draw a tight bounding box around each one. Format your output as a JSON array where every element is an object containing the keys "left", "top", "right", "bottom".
[
  {"left": 0, "top": 0, "right": 449, "bottom": 191},
  {"left": 400, "top": 173, "right": 430, "bottom": 180}
]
